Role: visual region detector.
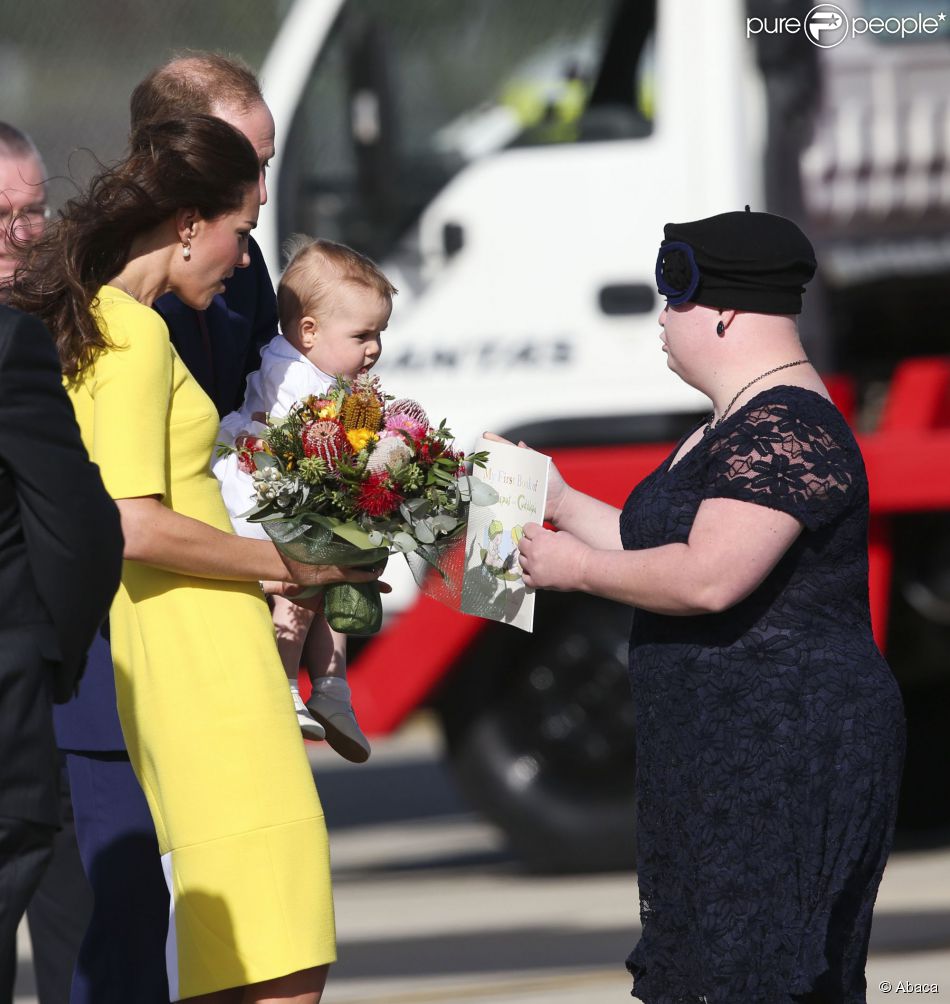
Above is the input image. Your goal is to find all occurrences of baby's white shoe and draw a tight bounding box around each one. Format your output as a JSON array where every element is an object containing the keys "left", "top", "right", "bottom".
[{"left": 290, "top": 682, "right": 325, "bottom": 741}]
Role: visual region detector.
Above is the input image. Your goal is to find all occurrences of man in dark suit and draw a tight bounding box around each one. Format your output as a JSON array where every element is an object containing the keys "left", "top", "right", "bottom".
[
  {"left": 0, "top": 305, "right": 123, "bottom": 999},
  {"left": 2, "top": 120, "right": 100, "bottom": 1004}
]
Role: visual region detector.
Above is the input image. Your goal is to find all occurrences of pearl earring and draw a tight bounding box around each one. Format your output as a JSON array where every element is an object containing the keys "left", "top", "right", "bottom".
[{"left": 182, "top": 243, "right": 191, "bottom": 260}]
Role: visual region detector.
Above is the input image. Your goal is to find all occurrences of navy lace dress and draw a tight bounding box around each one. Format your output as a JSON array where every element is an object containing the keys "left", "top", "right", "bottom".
[{"left": 619, "top": 387, "right": 905, "bottom": 1004}]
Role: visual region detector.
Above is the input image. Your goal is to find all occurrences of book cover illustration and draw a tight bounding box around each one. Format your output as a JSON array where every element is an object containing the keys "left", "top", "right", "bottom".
[{"left": 460, "top": 437, "right": 550, "bottom": 631}]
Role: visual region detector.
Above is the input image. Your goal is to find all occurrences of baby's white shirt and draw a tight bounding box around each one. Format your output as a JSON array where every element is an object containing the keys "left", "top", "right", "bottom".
[
  {"left": 218, "top": 333, "right": 336, "bottom": 443},
  {"left": 213, "top": 334, "right": 337, "bottom": 536}
]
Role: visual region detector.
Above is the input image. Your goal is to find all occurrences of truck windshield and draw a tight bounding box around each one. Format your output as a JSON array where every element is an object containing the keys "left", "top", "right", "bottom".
[{"left": 278, "top": 0, "right": 654, "bottom": 264}]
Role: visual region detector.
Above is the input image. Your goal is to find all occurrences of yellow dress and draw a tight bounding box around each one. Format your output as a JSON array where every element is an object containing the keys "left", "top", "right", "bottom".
[{"left": 67, "top": 287, "right": 335, "bottom": 1000}]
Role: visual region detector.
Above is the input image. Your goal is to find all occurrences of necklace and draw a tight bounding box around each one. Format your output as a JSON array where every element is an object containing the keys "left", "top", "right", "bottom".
[
  {"left": 704, "top": 359, "right": 809, "bottom": 435},
  {"left": 110, "top": 278, "right": 147, "bottom": 304}
]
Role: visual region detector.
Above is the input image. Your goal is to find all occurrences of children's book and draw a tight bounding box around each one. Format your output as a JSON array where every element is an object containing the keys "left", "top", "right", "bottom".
[{"left": 460, "top": 437, "right": 550, "bottom": 631}]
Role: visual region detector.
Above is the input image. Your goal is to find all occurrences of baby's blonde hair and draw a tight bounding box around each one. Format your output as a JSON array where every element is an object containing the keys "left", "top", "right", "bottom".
[{"left": 277, "top": 236, "right": 397, "bottom": 337}]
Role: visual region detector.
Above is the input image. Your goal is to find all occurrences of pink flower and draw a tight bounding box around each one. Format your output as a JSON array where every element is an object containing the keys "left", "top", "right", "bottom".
[{"left": 384, "top": 412, "right": 428, "bottom": 440}]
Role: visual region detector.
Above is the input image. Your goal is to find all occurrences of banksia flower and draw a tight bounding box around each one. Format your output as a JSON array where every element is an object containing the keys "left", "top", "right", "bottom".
[
  {"left": 340, "top": 390, "right": 384, "bottom": 433},
  {"left": 366, "top": 435, "right": 413, "bottom": 474},
  {"left": 301, "top": 419, "right": 350, "bottom": 469},
  {"left": 387, "top": 398, "right": 428, "bottom": 427}
]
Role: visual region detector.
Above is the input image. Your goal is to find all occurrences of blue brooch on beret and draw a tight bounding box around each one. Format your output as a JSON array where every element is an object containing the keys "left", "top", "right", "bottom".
[{"left": 655, "top": 241, "right": 700, "bottom": 306}]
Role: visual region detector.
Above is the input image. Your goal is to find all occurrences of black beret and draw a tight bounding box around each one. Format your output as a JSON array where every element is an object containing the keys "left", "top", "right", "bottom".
[{"left": 655, "top": 210, "right": 817, "bottom": 315}]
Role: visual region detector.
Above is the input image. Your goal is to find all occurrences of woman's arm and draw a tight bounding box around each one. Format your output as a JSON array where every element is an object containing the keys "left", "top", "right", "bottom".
[
  {"left": 518, "top": 496, "right": 802, "bottom": 615},
  {"left": 116, "top": 496, "right": 380, "bottom": 587},
  {"left": 549, "top": 483, "right": 623, "bottom": 548}
]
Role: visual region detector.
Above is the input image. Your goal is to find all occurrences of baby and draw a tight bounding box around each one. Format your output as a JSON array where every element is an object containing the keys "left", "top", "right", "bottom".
[{"left": 214, "top": 237, "right": 395, "bottom": 762}]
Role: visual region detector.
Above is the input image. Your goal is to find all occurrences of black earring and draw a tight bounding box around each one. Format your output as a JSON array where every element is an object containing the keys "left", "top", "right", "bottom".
[{"left": 716, "top": 320, "right": 725, "bottom": 335}]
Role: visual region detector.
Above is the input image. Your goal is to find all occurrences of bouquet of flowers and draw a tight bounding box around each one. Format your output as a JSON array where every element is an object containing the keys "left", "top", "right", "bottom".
[{"left": 232, "top": 372, "right": 497, "bottom": 634}]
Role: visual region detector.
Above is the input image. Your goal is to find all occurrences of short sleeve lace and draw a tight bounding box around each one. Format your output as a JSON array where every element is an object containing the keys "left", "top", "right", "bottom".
[{"left": 702, "top": 396, "right": 856, "bottom": 531}]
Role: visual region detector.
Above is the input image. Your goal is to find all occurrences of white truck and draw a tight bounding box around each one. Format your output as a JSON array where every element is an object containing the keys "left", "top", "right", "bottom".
[{"left": 258, "top": 0, "right": 950, "bottom": 870}]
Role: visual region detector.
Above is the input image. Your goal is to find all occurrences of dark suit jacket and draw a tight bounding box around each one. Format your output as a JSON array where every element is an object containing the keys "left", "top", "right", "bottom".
[
  {"left": 0, "top": 306, "right": 123, "bottom": 822},
  {"left": 54, "top": 238, "right": 278, "bottom": 752},
  {"left": 156, "top": 236, "right": 278, "bottom": 416}
]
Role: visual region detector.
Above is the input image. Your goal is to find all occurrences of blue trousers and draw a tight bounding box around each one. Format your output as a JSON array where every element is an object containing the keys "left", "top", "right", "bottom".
[{"left": 64, "top": 752, "right": 169, "bottom": 1004}]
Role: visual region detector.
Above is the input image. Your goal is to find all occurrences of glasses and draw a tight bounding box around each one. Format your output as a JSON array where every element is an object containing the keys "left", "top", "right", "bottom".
[{"left": 0, "top": 205, "right": 51, "bottom": 230}]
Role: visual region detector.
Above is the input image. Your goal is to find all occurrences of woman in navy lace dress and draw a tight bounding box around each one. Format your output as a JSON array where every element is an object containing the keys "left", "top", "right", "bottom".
[{"left": 515, "top": 211, "right": 905, "bottom": 1003}]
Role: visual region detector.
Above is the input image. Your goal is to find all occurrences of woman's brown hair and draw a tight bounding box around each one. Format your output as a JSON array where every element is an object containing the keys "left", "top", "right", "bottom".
[{"left": 9, "top": 115, "right": 259, "bottom": 380}]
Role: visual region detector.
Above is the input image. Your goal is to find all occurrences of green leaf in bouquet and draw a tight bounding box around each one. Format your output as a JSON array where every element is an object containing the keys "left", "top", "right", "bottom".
[
  {"left": 412, "top": 541, "right": 452, "bottom": 581},
  {"left": 424, "top": 486, "right": 449, "bottom": 509},
  {"left": 254, "top": 509, "right": 306, "bottom": 524},
  {"left": 240, "top": 500, "right": 277, "bottom": 521},
  {"left": 392, "top": 531, "right": 419, "bottom": 553},
  {"left": 367, "top": 529, "right": 385, "bottom": 547},
  {"left": 253, "top": 453, "right": 280, "bottom": 471},
  {"left": 393, "top": 460, "right": 424, "bottom": 491},
  {"left": 414, "top": 519, "right": 436, "bottom": 544},
  {"left": 263, "top": 516, "right": 388, "bottom": 567},
  {"left": 400, "top": 497, "right": 429, "bottom": 516},
  {"left": 457, "top": 476, "right": 499, "bottom": 506},
  {"left": 430, "top": 513, "right": 459, "bottom": 534},
  {"left": 430, "top": 467, "right": 457, "bottom": 486},
  {"left": 332, "top": 519, "right": 390, "bottom": 559}
]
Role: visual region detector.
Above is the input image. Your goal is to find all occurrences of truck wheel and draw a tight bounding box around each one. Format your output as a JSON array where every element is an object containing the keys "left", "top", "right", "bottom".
[{"left": 439, "top": 593, "right": 637, "bottom": 873}]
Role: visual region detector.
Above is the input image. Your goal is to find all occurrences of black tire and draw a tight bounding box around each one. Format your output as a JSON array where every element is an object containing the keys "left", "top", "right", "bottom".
[{"left": 438, "top": 592, "right": 638, "bottom": 873}]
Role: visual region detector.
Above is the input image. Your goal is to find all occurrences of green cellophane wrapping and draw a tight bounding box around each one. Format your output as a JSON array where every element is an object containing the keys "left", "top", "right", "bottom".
[
  {"left": 404, "top": 532, "right": 468, "bottom": 608},
  {"left": 261, "top": 516, "right": 389, "bottom": 636}
]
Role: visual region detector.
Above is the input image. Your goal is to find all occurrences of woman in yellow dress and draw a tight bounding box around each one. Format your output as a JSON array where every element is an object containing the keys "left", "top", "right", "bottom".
[{"left": 11, "top": 115, "right": 382, "bottom": 1004}]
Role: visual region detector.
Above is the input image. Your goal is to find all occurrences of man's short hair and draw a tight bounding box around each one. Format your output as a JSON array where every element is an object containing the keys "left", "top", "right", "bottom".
[
  {"left": 0, "top": 122, "right": 41, "bottom": 161},
  {"left": 130, "top": 52, "right": 263, "bottom": 129}
]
